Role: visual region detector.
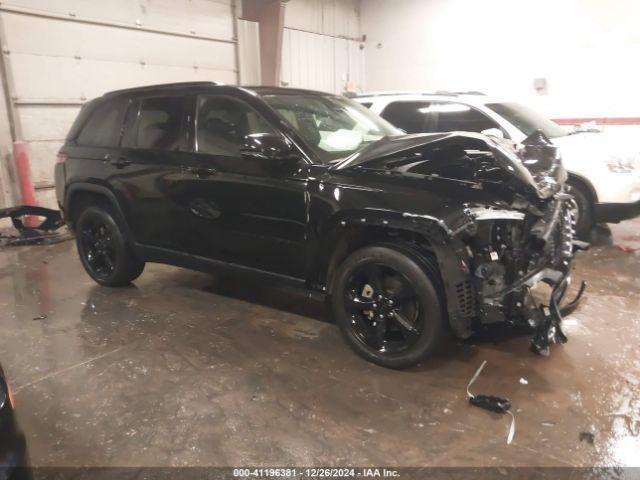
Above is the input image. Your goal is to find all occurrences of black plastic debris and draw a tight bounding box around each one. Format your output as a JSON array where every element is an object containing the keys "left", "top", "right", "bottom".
[
  {"left": 466, "top": 360, "right": 515, "bottom": 444},
  {"left": 579, "top": 431, "right": 595, "bottom": 445},
  {"left": 530, "top": 275, "right": 588, "bottom": 356},
  {"left": 0, "top": 205, "right": 70, "bottom": 247},
  {"left": 469, "top": 394, "right": 511, "bottom": 413}
]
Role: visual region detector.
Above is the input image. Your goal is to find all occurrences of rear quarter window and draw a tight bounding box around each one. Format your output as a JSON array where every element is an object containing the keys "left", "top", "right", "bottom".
[
  {"left": 74, "top": 98, "right": 129, "bottom": 147},
  {"left": 380, "top": 101, "right": 432, "bottom": 133}
]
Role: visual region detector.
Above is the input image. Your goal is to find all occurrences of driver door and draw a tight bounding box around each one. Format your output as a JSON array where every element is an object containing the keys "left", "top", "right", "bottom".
[{"left": 176, "top": 94, "right": 309, "bottom": 278}]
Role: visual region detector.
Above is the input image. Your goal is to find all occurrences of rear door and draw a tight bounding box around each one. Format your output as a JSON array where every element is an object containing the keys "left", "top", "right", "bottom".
[{"left": 109, "top": 94, "right": 193, "bottom": 251}]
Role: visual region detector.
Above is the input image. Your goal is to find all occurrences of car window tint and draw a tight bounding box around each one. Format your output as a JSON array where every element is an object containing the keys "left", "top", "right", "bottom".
[
  {"left": 380, "top": 101, "right": 431, "bottom": 134},
  {"left": 76, "top": 99, "right": 128, "bottom": 147},
  {"left": 136, "top": 96, "right": 185, "bottom": 150},
  {"left": 433, "top": 103, "right": 499, "bottom": 133},
  {"left": 196, "top": 96, "right": 274, "bottom": 156}
]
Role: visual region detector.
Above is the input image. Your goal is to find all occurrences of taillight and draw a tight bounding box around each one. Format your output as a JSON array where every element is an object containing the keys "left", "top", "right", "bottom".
[{"left": 56, "top": 152, "right": 68, "bottom": 163}]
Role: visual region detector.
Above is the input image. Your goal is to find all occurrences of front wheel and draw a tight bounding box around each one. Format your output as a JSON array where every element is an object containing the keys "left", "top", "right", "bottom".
[
  {"left": 566, "top": 181, "right": 593, "bottom": 239},
  {"left": 75, "top": 206, "right": 145, "bottom": 287},
  {"left": 331, "top": 245, "right": 446, "bottom": 369}
]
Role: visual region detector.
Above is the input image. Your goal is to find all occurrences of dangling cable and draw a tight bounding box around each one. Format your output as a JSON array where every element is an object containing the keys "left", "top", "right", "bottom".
[{"left": 466, "top": 360, "right": 516, "bottom": 445}]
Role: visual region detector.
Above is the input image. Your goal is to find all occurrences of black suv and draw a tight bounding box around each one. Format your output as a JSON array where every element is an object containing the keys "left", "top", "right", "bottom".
[{"left": 55, "top": 82, "right": 583, "bottom": 368}]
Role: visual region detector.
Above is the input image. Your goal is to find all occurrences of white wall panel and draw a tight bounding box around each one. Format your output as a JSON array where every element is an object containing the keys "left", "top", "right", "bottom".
[
  {"left": 3, "top": 0, "right": 234, "bottom": 40},
  {"left": 361, "top": 0, "right": 640, "bottom": 125},
  {"left": 237, "top": 19, "right": 260, "bottom": 85},
  {"left": 0, "top": 0, "right": 239, "bottom": 205},
  {"left": 11, "top": 54, "right": 236, "bottom": 102},
  {"left": 4, "top": 12, "right": 236, "bottom": 101},
  {"left": 18, "top": 105, "right": 80, "bottom": 142},
  {"left": 25, "top": 139, "right": 61, "bottom": 186},
  {"left": 284, "top": 0, "right": 360, "bottom": 38},
  {"left": 282, "top": 0, "right": 364, "bottom": 94}
]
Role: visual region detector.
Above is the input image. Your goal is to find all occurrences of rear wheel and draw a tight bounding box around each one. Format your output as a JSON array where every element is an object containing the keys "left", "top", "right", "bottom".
[
  {"left": 75, "top": 206, "right": 144, "bottom": 287},
  {"left": 331, "top": 245, "right": 445, "bottom": 369},
  {"left": 566, "top": 181, "right": 592, "bottom": 239}
]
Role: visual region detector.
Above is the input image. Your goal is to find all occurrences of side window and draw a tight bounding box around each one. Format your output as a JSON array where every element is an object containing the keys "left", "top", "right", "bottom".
[
  {"left": 196, "top": 95, "right": 274, "bottom": 156},
  {"left": 359, "top": 102, "right": 373, "bottom": 109},
  {"left": 76, "top": 99, "right": 128, "bottom": 147},
  {"left": 380, "top": 101, "right": 432, "bottom": 133},
  {"left": 432, "top": 103, "right": 500, "bottom": 133},
  {"left": 136, "top": 96, "right": 185, "bottom": 150}
]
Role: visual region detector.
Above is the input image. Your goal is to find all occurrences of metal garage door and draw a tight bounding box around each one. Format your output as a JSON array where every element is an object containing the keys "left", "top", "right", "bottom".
[
  {"left": 280, "top": 28, "right": 364, "bottom": 94},
  {"left": 0, "top": 0, "right": 239, "bottom": 208},
  {"left": 280, "top": 0, "right": 364, "bottom": 95}
]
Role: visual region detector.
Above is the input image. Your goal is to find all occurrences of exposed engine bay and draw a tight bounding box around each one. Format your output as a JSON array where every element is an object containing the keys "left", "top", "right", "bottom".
[
  {"left": 442, "top": 132, "right": 588, "bottom": 354},
  {"left": 336, "top": 128, "right": 589, "bottom": 355}
]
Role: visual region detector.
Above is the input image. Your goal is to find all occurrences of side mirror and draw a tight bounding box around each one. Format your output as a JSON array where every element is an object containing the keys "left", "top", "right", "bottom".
[
  {"left": 240, "top": 133, "right": 296, "bottom": 161},
  {"left": 480, "top": 127, "right": 504, "bottom": 139}
]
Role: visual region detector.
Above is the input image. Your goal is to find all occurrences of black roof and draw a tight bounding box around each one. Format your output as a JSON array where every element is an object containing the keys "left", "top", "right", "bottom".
[
  {"left": 103, "top": 81, "right": 221, "bottom": 97},
  {"left": 101, "top": 82, "right": 336, "bottom": 99}
]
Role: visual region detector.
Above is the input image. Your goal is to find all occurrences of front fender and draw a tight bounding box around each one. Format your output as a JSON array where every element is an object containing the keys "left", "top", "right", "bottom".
[{"left": 310, "top": 208, "right": 475, "bottom": 339}]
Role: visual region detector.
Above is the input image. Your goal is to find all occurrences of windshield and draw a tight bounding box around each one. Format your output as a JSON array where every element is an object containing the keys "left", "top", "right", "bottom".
[
  {"left": 262, "top": 94, "right": 400, "bottom": 163},
  {"left": 486, "top": 102, "right": 568, "bottom": 138}
]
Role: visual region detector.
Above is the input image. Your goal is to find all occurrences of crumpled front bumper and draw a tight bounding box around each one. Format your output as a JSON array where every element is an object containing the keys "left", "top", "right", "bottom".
[
  {"left": 478, "top": 195, "right": 589, "bottom": 354},
  {"left": 594, "top": 199, "right": 640, "bottom": 223}
]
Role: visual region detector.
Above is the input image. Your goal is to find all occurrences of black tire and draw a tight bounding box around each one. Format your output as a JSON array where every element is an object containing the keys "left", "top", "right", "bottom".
[
  {"left": 75, "top": 205, "right": 145, "bottom": 287},
  {"left": 331, "top": 245, "right": 446, "bottom": 369},
  {"left": 566, "top": 181, "right": 592, "bottom": 239}
]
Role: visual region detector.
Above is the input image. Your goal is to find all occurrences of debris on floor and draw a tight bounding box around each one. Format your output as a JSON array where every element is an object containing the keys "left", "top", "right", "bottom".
[
  {"left": 466, "top": 360, "right": 516, "bottom": 444},
  {"left": 0, "top": 205, "right": 70, "bottom": 247},
  {"left": 519, "top": 378, "right": 529, "bottom": 385},
  {"left": 579, "top": 431, "right": 595, "bottom": 445}
]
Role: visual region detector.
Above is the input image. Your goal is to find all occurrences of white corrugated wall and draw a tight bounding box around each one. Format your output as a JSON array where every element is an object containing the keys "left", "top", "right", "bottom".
[
  {"left": 0, "top": 0, "right": 239, "bottom": 208},
  {"left": 281, "top": 0, "right": 364, "bottom": 94}
]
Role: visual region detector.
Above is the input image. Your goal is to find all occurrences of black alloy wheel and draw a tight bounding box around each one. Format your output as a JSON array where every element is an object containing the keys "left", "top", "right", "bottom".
[
  {"left": 345, "top": 262, "right": 422, "bottom": 354},
  {"left": 75, "top": 206, "right": 145, "bottom": 287},
  {"left": 332, "top": 245, "right": 445, "bottom": 369},
  {"left": 79, "top": 217, "right": 117, "bottom": 280}
]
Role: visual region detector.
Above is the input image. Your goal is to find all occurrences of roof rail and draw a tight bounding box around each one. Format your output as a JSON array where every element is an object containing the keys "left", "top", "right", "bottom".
[
  {"left": 355, "top": 90, "right": 486, "bottom": 98},
  {"left": 104, "top": 81, "right": 221, "bottom": 96}
]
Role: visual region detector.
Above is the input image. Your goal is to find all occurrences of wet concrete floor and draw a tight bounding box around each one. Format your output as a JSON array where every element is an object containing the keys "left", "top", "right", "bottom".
[{"left": 0, "top": 220, "right": 639, "bottom": 468}]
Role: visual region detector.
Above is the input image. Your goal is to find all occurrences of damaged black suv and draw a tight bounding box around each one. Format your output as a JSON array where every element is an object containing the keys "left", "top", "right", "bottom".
[{"left": 55, "top": 82, "right": 585, "bottom": 368}]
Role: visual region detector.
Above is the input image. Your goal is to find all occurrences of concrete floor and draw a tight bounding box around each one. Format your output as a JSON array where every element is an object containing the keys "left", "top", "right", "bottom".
[{"left": 0, "top": 220, "right": 639, "bottom": 468}]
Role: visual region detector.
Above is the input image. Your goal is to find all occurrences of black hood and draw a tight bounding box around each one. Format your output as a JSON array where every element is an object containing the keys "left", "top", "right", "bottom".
[{"left": 333, "top": 131, "right": 566, "bottom": 200}]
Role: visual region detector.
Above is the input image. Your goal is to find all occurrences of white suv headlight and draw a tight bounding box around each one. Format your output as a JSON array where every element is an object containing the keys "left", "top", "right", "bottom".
[{"left": 606, "top": 154, "right": 639, "bottom": 173}]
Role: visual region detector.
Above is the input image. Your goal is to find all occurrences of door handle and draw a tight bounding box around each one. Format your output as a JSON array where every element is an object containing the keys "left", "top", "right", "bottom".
[
  {"left": 183, "top": 166, "right": 217, "bottom": 178},
  {"left": 104, "top": 154, "right": 131, "bottom": 168}
]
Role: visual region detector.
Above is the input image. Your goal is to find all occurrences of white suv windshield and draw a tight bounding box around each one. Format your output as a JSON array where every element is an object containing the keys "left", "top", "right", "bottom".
[
  {"left": 486, "top": 102, "right": 568, "bottom": 138},
  {"left": 263, "top": 94, "right": 400, "bottom": 163}
]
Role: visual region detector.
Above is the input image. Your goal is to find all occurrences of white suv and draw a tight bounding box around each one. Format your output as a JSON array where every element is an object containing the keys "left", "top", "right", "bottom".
[{"left": 354, "top": 91, "right": 640, "bottom": 237}]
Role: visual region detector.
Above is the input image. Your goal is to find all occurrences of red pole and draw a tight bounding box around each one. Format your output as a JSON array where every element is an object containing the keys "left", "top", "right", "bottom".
[{"left": 12, "top": 141, "right": 39, "bottom": 227}]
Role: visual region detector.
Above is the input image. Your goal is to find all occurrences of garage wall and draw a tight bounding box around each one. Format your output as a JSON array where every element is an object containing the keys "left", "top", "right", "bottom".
[
  {"left": 360, "top": 0, "right": 640, "bottom": 136},
  {"left": 0, "top": 0, "right": 239, "bottom": 208},
  {"left": 0, "top": 74, "right": 14, "bottom": 209},
  {"left": 281, "top": 0, "right": 364, "bottom": 94}
]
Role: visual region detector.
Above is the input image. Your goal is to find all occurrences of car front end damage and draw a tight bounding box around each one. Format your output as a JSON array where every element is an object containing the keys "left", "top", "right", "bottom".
[
  {"left": 435, "top": 132, "right": 589, "bottom": 354},
  {"left": 336, "top": 129, "right": 588, "bottom": 354},
  {"left": 452, "top": 195, "right": 587, "bottom": 354}
]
